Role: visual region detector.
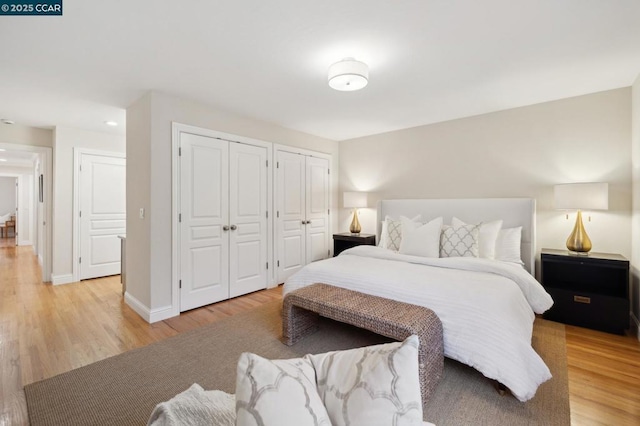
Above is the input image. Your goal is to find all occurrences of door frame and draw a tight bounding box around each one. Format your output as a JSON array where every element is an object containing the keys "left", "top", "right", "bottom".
[
  {"left": 72, "top": 148, "right": 126, "bottom": 283},
  {"left": 0, "top": 142, "right": 52, "bottom": 281},
  {"left": 171, "top": 123, "right": 273, "bottom": 317}
]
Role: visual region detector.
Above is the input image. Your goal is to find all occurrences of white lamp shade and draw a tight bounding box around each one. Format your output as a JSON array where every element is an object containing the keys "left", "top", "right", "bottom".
[
  {"left": 328, "top": 59, "right": 369, "bottom": 91},
  {"left": 343, "top": 192, "right": 368, "bottom": 208},
  {"left": 554, "top": 182, "right": 609, "bottom": 210}
]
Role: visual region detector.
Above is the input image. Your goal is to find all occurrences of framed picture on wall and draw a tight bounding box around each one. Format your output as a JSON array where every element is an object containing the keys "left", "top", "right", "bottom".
[{"left": 39, "top": 174, "right": 43, "bottom": 203}]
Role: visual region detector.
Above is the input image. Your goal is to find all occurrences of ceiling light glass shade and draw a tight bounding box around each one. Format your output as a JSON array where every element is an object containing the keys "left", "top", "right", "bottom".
[{"left": 328, "top": 59, "right": 369, "bottom": 91}]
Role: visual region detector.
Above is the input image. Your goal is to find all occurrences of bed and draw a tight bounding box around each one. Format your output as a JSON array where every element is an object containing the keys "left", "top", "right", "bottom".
[{"left": 283, "top": 198, "right": 554, "bottom": 402}]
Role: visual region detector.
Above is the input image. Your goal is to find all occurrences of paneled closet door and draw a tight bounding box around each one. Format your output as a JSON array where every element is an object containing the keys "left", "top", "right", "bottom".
[
  {"left": 305, "top": 156, "right": 330, "bottom": 263},
  {"left": 180, "top": 133, "right": 229, "bottom": 311},
  {"left": 276, "top": 151, "right": 306, "bottom": 283},
  {"left": 228, "top": 142, "right": 268, "bottom": 298}
]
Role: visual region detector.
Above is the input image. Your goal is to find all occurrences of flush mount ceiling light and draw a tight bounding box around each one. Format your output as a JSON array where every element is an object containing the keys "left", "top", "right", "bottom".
[
  {"left": 0, "top": 158, "right": 7, "bottom": 162},
  {"left": 328, "top": 58, "right": 369, "bottom": 91},
  {"left": 1, "top": 119, "right": 15, "bottom": 125},
  {"left": 104, "top": 120, "right": 118, "bottom": 126}
]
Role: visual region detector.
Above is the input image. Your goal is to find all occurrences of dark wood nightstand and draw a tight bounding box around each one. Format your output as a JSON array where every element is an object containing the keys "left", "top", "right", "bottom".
[
  {"left": 541, "top": 248, "right": 629, "bottom": 335},
  {"left": 333, "top": 233, "right": 376, "bottom": 256}
]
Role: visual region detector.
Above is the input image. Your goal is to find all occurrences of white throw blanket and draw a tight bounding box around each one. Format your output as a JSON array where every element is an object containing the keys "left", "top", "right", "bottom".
[
  {"left": 284, "top": 246, "right": 554, "bottom": 402},
  {"left": 147, "top": 384, "right": 235, "bottom": 426}
]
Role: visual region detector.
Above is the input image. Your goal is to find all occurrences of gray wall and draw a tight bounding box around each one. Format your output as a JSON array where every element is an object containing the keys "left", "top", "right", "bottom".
[{"left": 0, "top": 177, "right": 16, "bottom": 217}]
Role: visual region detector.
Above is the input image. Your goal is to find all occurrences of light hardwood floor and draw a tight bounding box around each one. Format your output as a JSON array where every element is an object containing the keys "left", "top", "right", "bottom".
[{"left": 1, "top": 243, "right": 639, "bottom": 425}]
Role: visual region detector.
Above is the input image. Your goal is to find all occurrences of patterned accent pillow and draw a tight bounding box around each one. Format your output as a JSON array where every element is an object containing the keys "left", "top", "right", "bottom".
[
  {"left": 306, "top": 336, "right": 422, "bottom": 426},
  {"left": 235, "top": 353, "right": 331, "bottom": 426},
  {"left": 380, "top": 215, "right": 421, "bottom": 251},
  {"left": 440, "top": 224, "right": 479, "bottom": 258},
  {"left": 451, "top": 217, "right": 503, "bottom": 259}
]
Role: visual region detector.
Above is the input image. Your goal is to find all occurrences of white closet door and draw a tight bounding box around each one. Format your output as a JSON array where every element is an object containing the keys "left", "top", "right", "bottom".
[
  {"left": 79, "top": 153, "right": 126, "bottom": 280},
  {"left": 306, "top": 156, "right": 330, "bottom": 263},
  {"left": 180, "top": 133, "right": 229, "bottom": 311},
  {"left": 276, "top": 151, "right": 306, "bottom": 283},
  {"left": 229, "top": 142, "right": 268, "bottom": 298}
]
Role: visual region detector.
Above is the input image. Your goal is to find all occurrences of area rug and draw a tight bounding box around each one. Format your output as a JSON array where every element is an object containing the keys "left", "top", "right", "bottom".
[{"left": 24, "top": 301, "right": 570, "bottom": 425}]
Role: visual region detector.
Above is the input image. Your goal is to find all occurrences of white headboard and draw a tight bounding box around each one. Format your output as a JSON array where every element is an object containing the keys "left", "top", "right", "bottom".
[{"left": 377, "top": 198, "right": 536, "bottom": 275}]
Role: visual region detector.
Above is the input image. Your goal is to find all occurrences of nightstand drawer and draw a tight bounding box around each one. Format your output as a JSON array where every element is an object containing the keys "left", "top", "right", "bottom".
[{"left": 544, "top": 287, "right": 629, "bottom": 334}]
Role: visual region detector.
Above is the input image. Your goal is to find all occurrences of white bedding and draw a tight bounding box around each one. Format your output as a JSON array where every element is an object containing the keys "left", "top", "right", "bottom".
[{"left": 283, "top": 245, "right": 554, "bottom": 402}]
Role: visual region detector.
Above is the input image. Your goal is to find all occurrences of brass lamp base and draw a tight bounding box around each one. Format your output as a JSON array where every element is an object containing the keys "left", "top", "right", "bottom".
[
  {"left": 566, "top": 210, "right": 592, "bottom": 253},
  {"left": 349, "top": 209, "right": 361, "bottom": 234}
]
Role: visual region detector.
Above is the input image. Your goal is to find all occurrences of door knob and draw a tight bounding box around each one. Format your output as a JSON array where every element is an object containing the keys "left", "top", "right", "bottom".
[
  {"left": 230, "top": 224, "right": 237, "bottom": 231},
  {"left": 223, "top": 225, "right": 230, "bottom": 231},
  {"left": 306, "top": 220, "right": 311, "bottom": 224},
  {"left": 301, "top": 220, "right": 306, "bottom": 225}
]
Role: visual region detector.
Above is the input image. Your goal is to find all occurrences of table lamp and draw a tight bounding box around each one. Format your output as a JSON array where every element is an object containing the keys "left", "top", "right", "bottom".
[
  {"left": 554, "top": 182, "right": 608, "bottom": 254},
  {"left": 343, "top": 192, "right": 368, "bottom": 234}
]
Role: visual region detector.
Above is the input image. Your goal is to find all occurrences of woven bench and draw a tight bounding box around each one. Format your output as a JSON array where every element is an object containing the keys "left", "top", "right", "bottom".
[{"left": 282, "top": 283, "right": 444, "bottom": 404}]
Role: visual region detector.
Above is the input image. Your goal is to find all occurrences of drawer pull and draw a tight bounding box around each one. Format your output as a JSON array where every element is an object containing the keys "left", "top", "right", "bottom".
[{"left": 574, "top": 295, "right": 591, "bottom": 304}]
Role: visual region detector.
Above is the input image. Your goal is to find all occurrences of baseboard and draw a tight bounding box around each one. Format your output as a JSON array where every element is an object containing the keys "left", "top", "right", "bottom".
[
  {"left": 37, "top": 254, "right": 43, "bottom": 267},
  {"left": 51, "top": 273, "right": 73, "bottom": 285},
  {"left": 19, "top": 239, "right": 32, "bottom": 246},
  {"left": 124, "top": 292, "right": 177, "bottom": 324},
  {"left": 631, "top": 312, "right": 640, "bottom": 341}
]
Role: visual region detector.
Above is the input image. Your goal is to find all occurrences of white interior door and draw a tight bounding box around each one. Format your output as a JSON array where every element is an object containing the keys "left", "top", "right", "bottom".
[
  {"left": 276, "top": 151, "right": 306, "bottom": 283},
  {"left": 229, "top": 143, "right": 268, "bottom": 297},
  {"left": 306, "top": 156, "right": 330, "bottom": 263},
  {"left": 180, "top": 133, "right": 229, "bottom": 311},
  {"left": 79, "top": 154, "right": 126, "bottom": 280}
]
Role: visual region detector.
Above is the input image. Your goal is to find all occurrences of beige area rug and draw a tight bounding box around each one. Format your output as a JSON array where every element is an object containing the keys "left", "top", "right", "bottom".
[{"left": 24, "top": 301, "right": 569, "bottom": 426}]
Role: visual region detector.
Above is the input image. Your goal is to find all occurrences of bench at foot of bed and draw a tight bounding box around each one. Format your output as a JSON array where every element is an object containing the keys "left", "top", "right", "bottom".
[{"left": 282, "top": 283, "right": 444, "bottom": 404}]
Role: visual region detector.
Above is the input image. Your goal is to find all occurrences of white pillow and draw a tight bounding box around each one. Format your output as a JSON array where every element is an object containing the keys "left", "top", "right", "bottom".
[
  {"left": 379, "top": 214, "right": 421, "bottom": 251},
  {"left": 495, "top": 226, "right": 524, "bottom": 265},
  {"left": 235, "top": 353, "right": 331, "bottom": 426},
  {"left": 307, "top": 336, "right": 423, "bottom": 426},
  {"left": 440, "top": 224, "right": 479, "bottom": 258},
  {"left": 399, "top": 216, "right": 443, "bottom": 258},
  {"left": 451, "top": 217, "right": 503, "bottom": 259}
]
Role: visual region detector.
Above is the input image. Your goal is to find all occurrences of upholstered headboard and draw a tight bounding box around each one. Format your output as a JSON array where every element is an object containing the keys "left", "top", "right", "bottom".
[{"left": 377, "top": 198, "right": 536, "bottom": 275}]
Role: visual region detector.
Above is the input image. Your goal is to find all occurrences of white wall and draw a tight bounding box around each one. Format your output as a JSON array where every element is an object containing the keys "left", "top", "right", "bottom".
[
  {"left": 631, "top": 74, "right": 640, "bottom": 338},
  {"left": 126, "top": 91, "right": 339, "bottom": 321},
  {"left": 51, "top": 126, "right": 126, "bottom": 284},
  {"left": 340, "top": 88, "right": 632, "bottom": 273},
  {"left": 0, "top": 177, "right": 16, "bottom": 216}
]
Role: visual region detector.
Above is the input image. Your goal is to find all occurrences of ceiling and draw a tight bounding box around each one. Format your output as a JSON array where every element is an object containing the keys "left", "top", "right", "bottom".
[{"left": 1, "top": 0, "right": 639, "bottom": 141}]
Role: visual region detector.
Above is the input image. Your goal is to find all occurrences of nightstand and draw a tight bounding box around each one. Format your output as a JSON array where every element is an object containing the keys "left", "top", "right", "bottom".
[
  {"left": 333, "top": 233, "right": 376, "bottom": 257},
  {"left": 541, "top": 248, "right": 629, "bottom": 335}
]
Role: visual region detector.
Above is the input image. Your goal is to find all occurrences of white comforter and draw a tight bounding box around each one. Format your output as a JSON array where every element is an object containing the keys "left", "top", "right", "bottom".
[{"left": 284, "top": 246, "right": 554, "bottom": 402}]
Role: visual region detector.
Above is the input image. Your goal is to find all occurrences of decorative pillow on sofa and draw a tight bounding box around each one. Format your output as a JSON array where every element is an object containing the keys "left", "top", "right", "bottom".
[
  {"left": 379, "top": 214, "right": 421, "bottom": 251},
  {"left": 451, "top": 217, "right": 502, "bottom": 259},
  {"left": 399, "top": 216, "right": 443, "bottom": 258},
  {"left": 235, "top": 353, "right": 331, "bottom": 426},
  {"left": 306, "top": 335, "right": 423, "bottom": 426},
  {"left": 440, "top": 224, "right": 479, "bottom": 258}
]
